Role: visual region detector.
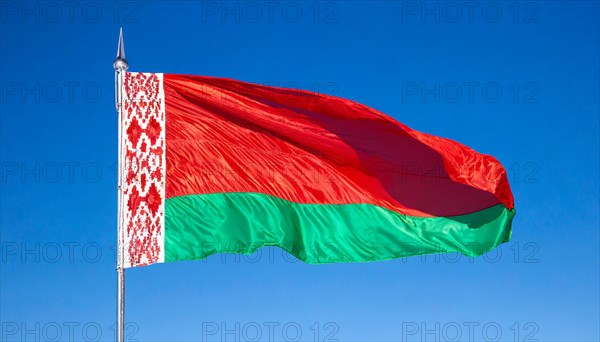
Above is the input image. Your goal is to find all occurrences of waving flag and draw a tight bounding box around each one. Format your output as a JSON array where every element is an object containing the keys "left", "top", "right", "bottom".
[{"left": 118, "top": 72, "right": 515, "bottom": 268}]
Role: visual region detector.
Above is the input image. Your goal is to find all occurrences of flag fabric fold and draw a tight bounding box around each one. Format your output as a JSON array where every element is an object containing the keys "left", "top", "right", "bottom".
[{"left": 119, "top": 72, "right": 515, "bottom": 268}]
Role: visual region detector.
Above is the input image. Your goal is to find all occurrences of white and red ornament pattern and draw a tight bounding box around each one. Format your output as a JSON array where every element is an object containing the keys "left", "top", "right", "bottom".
[{"left": 120, "top": 72, "right": 165, "bottom": 268}]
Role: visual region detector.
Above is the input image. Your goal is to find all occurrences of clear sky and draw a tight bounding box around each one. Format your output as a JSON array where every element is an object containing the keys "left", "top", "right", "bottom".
[{"left": 1, "top": 1, "right": 598, "bottom": 341}]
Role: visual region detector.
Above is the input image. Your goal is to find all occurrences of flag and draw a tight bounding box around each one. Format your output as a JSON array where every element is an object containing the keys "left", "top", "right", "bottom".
[{"left": 118, "top": 72, "right": 515, "bottom": 268}]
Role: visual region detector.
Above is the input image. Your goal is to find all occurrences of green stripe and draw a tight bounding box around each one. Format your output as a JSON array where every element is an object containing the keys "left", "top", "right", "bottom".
[{"left": 164, "top": 192, "right": 515, "bottom": 264}]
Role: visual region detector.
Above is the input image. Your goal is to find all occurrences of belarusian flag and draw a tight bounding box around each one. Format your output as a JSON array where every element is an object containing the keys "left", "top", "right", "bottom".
[{"left": 118, "top": 72, "right": 515, "bottom": 268}]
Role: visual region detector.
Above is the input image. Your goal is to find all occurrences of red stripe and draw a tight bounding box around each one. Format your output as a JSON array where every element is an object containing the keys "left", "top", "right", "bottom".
[{"left": 164, "top": 74, "right": 514, "bottom": 217}]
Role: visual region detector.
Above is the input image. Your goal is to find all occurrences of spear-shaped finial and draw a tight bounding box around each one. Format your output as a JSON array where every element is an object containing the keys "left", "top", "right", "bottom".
[{"left": 113, "top": 27, "right": 129, "bottom": 71}]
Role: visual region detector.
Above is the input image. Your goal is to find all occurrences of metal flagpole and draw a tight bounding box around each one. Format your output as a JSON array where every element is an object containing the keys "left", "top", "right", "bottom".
[{"left": 113, "top": 27, "right": 128, "bottom": 342}]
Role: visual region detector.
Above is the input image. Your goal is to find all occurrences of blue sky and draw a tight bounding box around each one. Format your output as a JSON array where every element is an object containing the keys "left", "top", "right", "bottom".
[{"left": 1, "top": 1, "right": 598, "bottom": 341}]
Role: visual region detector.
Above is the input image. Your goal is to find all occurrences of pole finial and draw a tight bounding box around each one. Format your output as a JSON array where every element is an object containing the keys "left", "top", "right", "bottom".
[{"left": 113, "top": 27, "right": 129, "bottom": 71}]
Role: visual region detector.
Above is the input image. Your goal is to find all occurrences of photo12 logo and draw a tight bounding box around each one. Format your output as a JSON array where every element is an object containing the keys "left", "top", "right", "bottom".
[
  {"left": 0, "top": 1, "right": 139, "bottom": 24},
  {"left": 1, "top": 321, "right": 139, "bottom": 342},
  {"left": 401, "top": 321, "right": 539, "bottom": 342},
  {"left": 1, "top": 162, "right": 109, "bottom": 184},
  {"left": 1, "top": 241, "right": 106, "bottom": 264},
  {"left": 401, "top": 82, "right": 540, "bottom": 104},
  {"left": 1, "top": 81, "right": 102, "bottom": 104},
  {"left": 398, "top": 241, "right": 539, "bottom": 265},
  {"left": 201, "top": 321, "right": 339, "bottom": 342},
  {"left": 400, "top": 1, "right": 540, "bottom": 24},
  {"left": 200, "top": 1, "right": 340, "bottom": 24}
]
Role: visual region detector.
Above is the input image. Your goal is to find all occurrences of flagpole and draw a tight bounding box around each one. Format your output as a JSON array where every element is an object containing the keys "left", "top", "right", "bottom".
[{"left": 113, "top": 27, "right": 128, "bottom": 342}]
